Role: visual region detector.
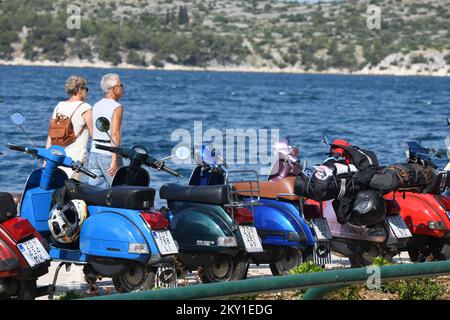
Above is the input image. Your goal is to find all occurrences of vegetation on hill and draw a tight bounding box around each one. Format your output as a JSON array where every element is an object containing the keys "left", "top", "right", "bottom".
[{"left": 0, "top": 0, "right": 449, "bottom": 71}]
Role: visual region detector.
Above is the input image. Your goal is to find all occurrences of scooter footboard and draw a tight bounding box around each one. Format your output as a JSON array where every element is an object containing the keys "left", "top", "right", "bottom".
[{"left": 80, "top": 212, "right": 152, "bottom": 263}]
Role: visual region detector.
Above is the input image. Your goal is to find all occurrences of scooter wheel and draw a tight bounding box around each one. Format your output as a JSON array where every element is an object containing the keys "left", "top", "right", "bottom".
[
  {"left": 198, "top": 255, "right": 237, "bottom": 283},
  {"left": 348, "top": 255, "right": 372, "bottom": 268},
  {"left": 270, "top": 248, "right": 302, "bottom": 276},
  {"left": 408, "top": 239, "right": 450, "bottom": 262},
  {"left": 230, "top": 255, "right": 249, "bottom": 281},
  {"left": 5, "top": 279, "right": 37, "bottom": 300},
  {"left": 113, "top": 265, "right": 156, "bottom": 293}
]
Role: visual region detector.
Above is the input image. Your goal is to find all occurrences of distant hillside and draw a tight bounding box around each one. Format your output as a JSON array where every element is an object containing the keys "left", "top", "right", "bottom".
[{"left": 0, "top": 0, "right": 449, "bottom": 75}]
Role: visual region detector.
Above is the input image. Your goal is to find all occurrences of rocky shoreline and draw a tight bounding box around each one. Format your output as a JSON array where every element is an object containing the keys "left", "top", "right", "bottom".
[{"left": 1, "top": 54, "right": 449, "bottom": 77}]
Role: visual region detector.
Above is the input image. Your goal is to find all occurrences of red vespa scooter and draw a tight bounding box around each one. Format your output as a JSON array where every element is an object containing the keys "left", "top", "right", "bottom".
[
  {"left": 0, "top": 189, "right": 51, "bottom": 300},
  {"left": 385, "top": 137, "right": 450, "bottom": 262}
]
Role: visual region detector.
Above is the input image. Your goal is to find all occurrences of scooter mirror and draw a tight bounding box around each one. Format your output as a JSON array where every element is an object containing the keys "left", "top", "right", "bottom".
[
  {"left": 95, "top": 117, "right": 110, "bottom": 133},
  {"left": 430, "top": 146, "right": 442, "bottom": 159},
  {"left": 173, "top": 145, "right": 191, "bottom": 161},
  {"left": 10, "top": 113, "right": 26, "bottom": 126}
]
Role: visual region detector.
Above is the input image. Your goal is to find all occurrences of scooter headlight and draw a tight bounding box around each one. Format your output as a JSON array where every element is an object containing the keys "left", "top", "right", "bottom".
[
  {"left": 217, "top": 236, "right": 237, "bottom": 247},
  {"left": 428, "top": 221, "right": 447, "bottom": 230},
  {"left": 128, "top": 243, "right": 149, "bottom": 254}
]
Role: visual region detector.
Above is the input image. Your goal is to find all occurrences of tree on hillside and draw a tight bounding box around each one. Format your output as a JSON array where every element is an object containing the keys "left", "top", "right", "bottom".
[{"left": 178, "top": 6, "right": 189, "bottom": 25}]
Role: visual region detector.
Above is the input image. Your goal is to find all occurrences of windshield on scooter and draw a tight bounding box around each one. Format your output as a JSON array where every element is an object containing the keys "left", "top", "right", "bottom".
[
  {"left": 404, "top": 140, "right": 433, "bottom": 162},
  {"left": 268, "top": 140, "right": 301, "bottom": 179},
  {"left": 193, "top": 144, "right": 225, "bottom": 167}
]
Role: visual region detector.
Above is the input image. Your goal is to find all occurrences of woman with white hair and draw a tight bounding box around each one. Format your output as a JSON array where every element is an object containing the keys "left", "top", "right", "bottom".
[
  {"left": 88, "top": 73, "right": 124, "bottom": 188},
  {"left": 46, "top": 75, "right": 93, "bottom": 180}
]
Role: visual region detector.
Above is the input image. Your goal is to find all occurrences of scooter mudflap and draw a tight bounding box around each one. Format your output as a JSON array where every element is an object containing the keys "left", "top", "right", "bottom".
[{"left": 313, "top": 241, "right": 332, "bottom": 266}]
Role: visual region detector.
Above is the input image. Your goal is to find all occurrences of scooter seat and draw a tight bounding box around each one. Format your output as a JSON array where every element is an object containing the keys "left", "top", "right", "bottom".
[
  {"left": 160, "top": 183, "right": 229, "bottom": 205},
  {"left": 66, "top": 183, "right": 156, "bottom": 210},
  {"left": 234, "top": 177, "right": 300, "bottom": 201}
]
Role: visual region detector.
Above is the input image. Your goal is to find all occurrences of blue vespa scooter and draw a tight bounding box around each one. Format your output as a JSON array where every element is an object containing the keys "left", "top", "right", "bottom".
[
  {"left": 177, "top": 144, "right": 319, "bottom": 276},
  {"left": 9, "top": 113, "right": 179, "bottom": 297}
]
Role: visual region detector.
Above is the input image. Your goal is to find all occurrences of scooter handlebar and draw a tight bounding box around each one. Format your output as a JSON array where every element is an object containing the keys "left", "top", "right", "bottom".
[
  {"left": 95, "top": 144, "right": 123, "bottom": 155},
  {"left": 145, "top": 157, "right": 180, "bottom": 177},
  {"left": 7, "top": 144, "right": 27, "bottom": 152},
  {"left": 161, "top": 164, "right": 181, "bottom": 177},
  {"left": 71, "top": 161, "right": 97, "bottom": 179}
]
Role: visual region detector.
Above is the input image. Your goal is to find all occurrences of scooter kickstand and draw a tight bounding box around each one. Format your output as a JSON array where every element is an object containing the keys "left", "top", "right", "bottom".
[{"left": 48, "top": 262, "right": 66, "bottom": 300}]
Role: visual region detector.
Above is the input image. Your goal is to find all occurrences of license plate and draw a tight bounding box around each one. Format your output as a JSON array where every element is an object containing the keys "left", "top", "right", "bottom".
[
  {"left": 152, "top": 230, "right": 178, "bottom": 255},
  {"left": 238, "top": 225, "right": 264, "bottom": 253},
  {"left": 17, "top": 238, "right": 50, "bottom": 268},
  {"left": 310, "top": 218, "right": 333, "bottom": 241},
  {"left": 386, "top": 215, "right": 412, "bottom": 239}
]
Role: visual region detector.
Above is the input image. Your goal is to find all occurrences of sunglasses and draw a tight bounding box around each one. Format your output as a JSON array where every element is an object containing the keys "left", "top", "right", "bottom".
[{"left": 80, "top": 86, "right": 89, "bottom": 92}]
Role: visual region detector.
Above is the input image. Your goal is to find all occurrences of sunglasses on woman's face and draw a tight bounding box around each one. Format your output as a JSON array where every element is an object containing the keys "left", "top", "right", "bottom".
[{"left": 80, "top": 86, "right": 89, "bottom": 92}]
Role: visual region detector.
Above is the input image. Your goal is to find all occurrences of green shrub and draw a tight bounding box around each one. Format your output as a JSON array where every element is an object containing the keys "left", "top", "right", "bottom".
[
  {"left": 370, "top": 256, "right": 446, "bottom": 300},
  {"left": 444, "top": 54, "right": 450, "bottom": 65},
  {"left": 325, "top": 285, "right": 363, "bottom": 300},
  {"left": 411, "top": 55, "right": 428, "bottom": 64},
  {"left": 58, "top": 290, "right": 83, "bottom": 300},
  {"left": 289, "top": 261, "right": 325, "bottom": 275},
  {"left": 395, "top": 278, "right": 446, "bottom": 300}
]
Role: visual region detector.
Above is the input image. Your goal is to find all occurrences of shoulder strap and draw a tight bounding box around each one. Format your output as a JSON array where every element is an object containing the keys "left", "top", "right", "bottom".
[{"left": 69, "top": 102, "right": 85, "bottom": 120}]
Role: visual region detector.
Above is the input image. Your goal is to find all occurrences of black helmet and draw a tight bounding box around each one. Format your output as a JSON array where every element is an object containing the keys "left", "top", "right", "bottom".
[{"left": 348, "top": 190, "right": 386, "bottom": 226}]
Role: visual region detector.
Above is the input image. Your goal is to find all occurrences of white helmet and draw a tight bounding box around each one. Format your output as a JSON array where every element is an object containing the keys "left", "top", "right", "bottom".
[{"left": 48, "top": 200, "right": 88, "bottom": 244}]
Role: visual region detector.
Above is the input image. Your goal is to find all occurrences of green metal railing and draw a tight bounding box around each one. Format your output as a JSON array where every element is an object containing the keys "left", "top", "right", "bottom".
[{"left": 82, "top": 260, "right": 450, "bottom": 300}]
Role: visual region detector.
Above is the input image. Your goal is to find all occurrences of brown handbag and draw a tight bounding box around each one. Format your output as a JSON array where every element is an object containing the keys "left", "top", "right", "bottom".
[{"left": 48, "top": 102, "right": 86, "bottom": 147}]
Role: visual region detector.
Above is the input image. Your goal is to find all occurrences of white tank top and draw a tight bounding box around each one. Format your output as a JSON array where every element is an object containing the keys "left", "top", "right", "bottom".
[{"left": 91, "top": 98, "right": 122, "bottom": 154}]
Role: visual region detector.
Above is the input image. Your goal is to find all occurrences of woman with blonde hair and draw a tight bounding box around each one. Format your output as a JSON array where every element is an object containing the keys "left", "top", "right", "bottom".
[{"left": 46, "top": 75, "right": 93, "bottom": 180}]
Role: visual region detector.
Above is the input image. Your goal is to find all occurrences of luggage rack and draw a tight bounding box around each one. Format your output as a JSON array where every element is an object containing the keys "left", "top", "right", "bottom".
[{"left": 223, "top": 170, "right": 261, "bottom": 224}]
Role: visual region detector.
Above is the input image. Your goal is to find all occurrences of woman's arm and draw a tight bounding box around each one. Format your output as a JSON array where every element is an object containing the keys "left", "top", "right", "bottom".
[
  {"left": 107, "top": 106, "right": 123, "bottom": 177},
  {"left": 82, "top": 109, "right": 93, "bottom": 137}
]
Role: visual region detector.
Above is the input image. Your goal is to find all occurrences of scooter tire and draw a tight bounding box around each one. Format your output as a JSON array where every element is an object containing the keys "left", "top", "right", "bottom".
[
  {"left": 408, "top": 240, "right": 450, "bottom": 262},
  {"left": 269, "top": 248, "right": 303, "bottom": 276},
  {"left": 230, "top": 256, "right": 249, "bottom": 281},
  {"left": 198, "top": 255, "right": 238, "bottom": 283},
  {"left": 113, "top": 267, "right": 156, "bottom": 293},
  {"left": 16, "top": 279, "right": 37, "bottom": 300},
  {"left": 348, "top": 255, "right": 371, "bottom": 268}
]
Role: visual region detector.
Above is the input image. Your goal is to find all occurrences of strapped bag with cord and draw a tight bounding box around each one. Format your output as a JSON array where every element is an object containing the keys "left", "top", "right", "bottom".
[{"left": 48, "top": 102, "right": 86, "bottom": 146}]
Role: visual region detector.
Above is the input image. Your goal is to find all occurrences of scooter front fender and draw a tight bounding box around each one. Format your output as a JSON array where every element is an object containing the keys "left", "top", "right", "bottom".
[{"left": 80, "top": 211, "right": 151, "bottom": 263}]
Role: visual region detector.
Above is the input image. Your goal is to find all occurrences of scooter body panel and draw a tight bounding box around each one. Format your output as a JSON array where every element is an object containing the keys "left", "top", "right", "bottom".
[
  {"left": 80, "top": 206, "right": 158, "bottom": 263},
  {"left": 169, "top": 201, "right": 238, "bottom": 253},
  {"left": 321, "top": 200, "right": 387, "bottom": 243},
  {"left": 252, "top": 198, "right": 314, "bottom": 249},
  {"left": 385, "top": 192, "right": 450, "bottom": 238},
  {"left": 0, "top": 218, "right": 50, "bottom": 279}
]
